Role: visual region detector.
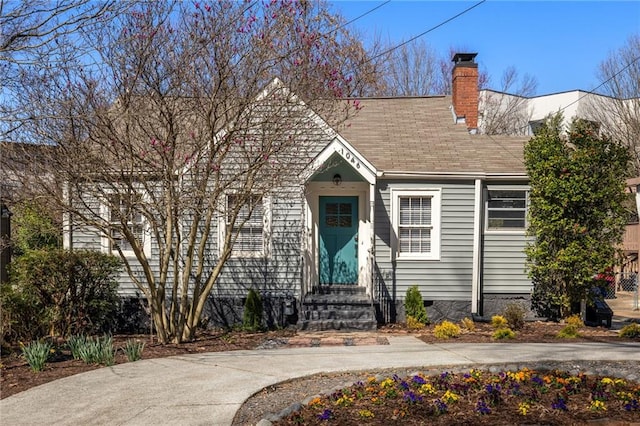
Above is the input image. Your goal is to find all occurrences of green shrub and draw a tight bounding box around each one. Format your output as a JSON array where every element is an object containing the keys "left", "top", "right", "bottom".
[
  {"left": 618, "top": 323, "right": 640, "bottom": 338},
  {"left": 405, "top": 286, "right": 429, "bottom": 324},
  {"left": 4, "top": 249, "right": 121, "bottom": 342},
  {"left": 243, "top": 289, "right": 263, "bottom": 332},
  {"left": 76, "top": 335, "right": 115, "bottom": 366},
  {"left": 503, "top": 303, "right": 526, "bottom": 330},
  {"left": 460, "top": 317, "right": 476, "bottom": 332},
  {"left": 491, "top": 315, "right": 509, "bottom": 329},
  {"left": 11, "top": 203, "right": 61, "bottom": 256},
  {"left": 1, "top": 281, "right": 46, "bottom": 345},
  {"left": 433, "top": 321, "right": 461, "bottom": 339},
  {"left": 67, "top": 334, "right": 89, "bottom": 360},
  {"left": 557, "top": 324, "right": 580, "bottom": 339},
  {"left": 21, "top": 340, "right": 52, "bottom": 372},
  {"left": 492, "top": 328, "right": 516, "bottom": 340},
  {"left": 406, "top": 315, "right": 425, "bottom": 330},
  {"left": 123, "top": 339, "right": 145, "bottom": 362}
]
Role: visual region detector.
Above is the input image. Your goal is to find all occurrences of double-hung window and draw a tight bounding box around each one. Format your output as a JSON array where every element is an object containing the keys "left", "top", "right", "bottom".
[
  {"left": 226, "top": 194, "right": 267, "bottom": 257},
  {"left": 486, "top": 188, "right": 528, "bottom": 231},
  {"left": 106, "top": 193, "right": 145, "bottom": 256},
  {"left": 391, "top": 189, "right": 441, "bottom": 260}
]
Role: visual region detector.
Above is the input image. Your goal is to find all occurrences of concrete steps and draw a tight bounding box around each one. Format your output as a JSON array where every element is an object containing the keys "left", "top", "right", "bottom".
[{"left": 298, "top": 286, "right": 377, "bottom": 331}]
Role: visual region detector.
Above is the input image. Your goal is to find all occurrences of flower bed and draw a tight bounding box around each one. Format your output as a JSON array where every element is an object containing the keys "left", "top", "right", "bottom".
[{"left": 278, "top": 368, "right": 640, "bottom": 425}]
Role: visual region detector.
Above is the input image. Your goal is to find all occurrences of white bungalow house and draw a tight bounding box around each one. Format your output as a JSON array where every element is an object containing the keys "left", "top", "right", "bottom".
[{"left": 66, "top": 54, "right": 534, "bottom": 330}]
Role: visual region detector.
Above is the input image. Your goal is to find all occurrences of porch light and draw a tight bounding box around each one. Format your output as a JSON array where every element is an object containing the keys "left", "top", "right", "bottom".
[{"left": 332, "top": 174, "right": 342, "bottom": 186}]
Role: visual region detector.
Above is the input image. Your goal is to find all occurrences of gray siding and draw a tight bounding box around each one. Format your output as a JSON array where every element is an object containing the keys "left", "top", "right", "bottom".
[
  {"left": 482, "top": 233, "right": 532, "bottom": 294},
  {"left": 212, "top": 187, "right": 303, "bottom": 298},
  {"left": 374, "top": 180, "right": 475, "bottom": 303},
  {"left": 70, "top": 193, "right": 168, "bottom": 298}
]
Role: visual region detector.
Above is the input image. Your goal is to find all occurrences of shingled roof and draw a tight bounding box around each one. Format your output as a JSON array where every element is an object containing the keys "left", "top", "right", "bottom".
[{"left": 338, "top": 96, "right": 529, "bottom": 176}]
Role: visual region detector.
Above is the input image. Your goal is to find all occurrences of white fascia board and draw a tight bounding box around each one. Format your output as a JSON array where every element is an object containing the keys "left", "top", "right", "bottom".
[
  {"left": 304, "top": 136, "right": 377, "bottom": 185},
  {"left": 379, "top": 171, "right": 528, "bottom": 180}
]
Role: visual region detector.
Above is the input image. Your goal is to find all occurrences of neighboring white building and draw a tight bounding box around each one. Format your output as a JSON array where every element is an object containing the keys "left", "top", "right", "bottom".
[
  {"left": 478, "top": 86, "right": 640, "bottom": 275},
  {"left": 478, "top": 88, "right": 638, "bottom": 138}
]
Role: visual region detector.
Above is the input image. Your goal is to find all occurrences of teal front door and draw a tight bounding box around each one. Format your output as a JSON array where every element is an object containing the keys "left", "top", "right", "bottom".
[{"left": 319, "top": 196, "right": 358, "bottom": 285}]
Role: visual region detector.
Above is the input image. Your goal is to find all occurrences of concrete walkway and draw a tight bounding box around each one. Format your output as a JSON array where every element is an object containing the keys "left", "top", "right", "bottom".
[{"left": 2, "top": 337, "right": 639, "bottom": 425}]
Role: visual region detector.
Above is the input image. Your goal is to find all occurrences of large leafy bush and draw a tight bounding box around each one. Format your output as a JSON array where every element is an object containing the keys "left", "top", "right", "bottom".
[
  {"left": 2, "top": 250, "right": 121, "bottom": 343},
  {"left": 525, "top": 116, "right": 631, "bottom": 320}
]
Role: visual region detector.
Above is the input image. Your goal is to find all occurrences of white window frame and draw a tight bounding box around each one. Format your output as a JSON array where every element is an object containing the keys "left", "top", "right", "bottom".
[
  {"left": 100, "top": 192, "right": 150, "bottom": 258},
  {"left": 391, "top": 189, "right": 441, "bottom": 261},
  {"left": 485, "top": 186, "right": 529, "bottom": 234},
  {"left": 219, "top": 193, "right": 271, "bottom": 258}
]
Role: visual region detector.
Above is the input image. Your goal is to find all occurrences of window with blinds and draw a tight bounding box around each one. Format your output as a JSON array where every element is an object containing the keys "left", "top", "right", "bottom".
[
  {"left": 486, "top": 189, "right": 527, "bottom": 231},
  {"left": 399, "top": 196, "right": 432, "bottom": 254},
  {"left": 227, "top": 194, "right": 264, "bottom": 254},
  {"left": 108, "top": 194, "right": 144, "bottom": 254}
]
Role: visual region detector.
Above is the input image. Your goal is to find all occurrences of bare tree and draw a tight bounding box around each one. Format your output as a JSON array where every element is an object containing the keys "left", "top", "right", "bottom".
[
  {"left": 2, "top": 1, "right": 379, "bottom": 343},
  {"left": 380, "top": 42, "right": 490, "bottom": 96},
  {"left": 478, "top": 66, "right": 538, "bottom": 135},
  {"left": 380, "top": 38, "right": 441, "bottom": 96},
  {"left": 587, "top": 34, "right": 640, "bottom": 173},
  {"left": 1, "top": 0, "right": 130, "bottom": 138}
]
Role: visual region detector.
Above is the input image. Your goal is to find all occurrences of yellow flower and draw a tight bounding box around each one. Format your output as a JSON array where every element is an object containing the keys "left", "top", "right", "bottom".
[
  {"left": 358, "top": 409, "right": 375, "bottom": 418},
  {"left": 380, "top": 378, "right": 394, "bottom": 389},
  {"left": 419, "top": 383, "right": 436, "bottom": 395},
  {"left": 590, "top": 400, "right": 607, "bottom": 411},
  {"left": 601, "top": 377, "right": 614, "bottom": 385},
  {"left": 518, "top": 402, "right": 530, "bottom": 416},
  {"left": 442, "top": 390, "right": 459, "bottom": 404},
  {"left": 334, "top": 395, "right": 354, "bottom": 407}
]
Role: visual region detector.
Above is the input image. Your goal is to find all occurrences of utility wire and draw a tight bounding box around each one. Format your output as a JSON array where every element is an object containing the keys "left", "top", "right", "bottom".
[
  {"left": 492, "top": 54, "right": 640, "bottom": 136},
  {"left": 367, "top": 0, "right": 486, "bottom": 63},
  {"left": 485, "top": 55, "right": 640, "bottom": 166},
  {"left": 327, "top": 1, "right": 391, "bottom": 36},
  {"left": 550, "top": 55, "right": 640, "bottom": 116}
]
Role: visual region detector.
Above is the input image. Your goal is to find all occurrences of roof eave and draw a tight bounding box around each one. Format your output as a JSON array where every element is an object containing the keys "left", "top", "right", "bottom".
[{"left": 378, "top": 171, "right": 528, "bottom": 180}]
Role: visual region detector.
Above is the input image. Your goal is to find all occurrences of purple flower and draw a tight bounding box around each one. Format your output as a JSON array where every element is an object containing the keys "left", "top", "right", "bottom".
[
  {"left": 532, "top": 376, "right": 544, "bottom": 386},
  {"left": 412, "top": 375, "right": 427, "bottom": 385},
  {"left": 509, "top": 383, "right": 522, "bottom": 396},
  {"left": 434, "top": 399, "right": 448, "bottom": 414},
  {"left": 475, "top": 399, "right": 491, "bottom": 414},
  {"left": 317, "top": 409, "right": 332, "bottom": 420},
  {"left": 624, "top": 399, "right": 639, "bottom": 411},
  {"left": 485, "top": 384, "right": 501, "bottom": 394},
  {"left": 552, "top": 396, "right": 568, "bottom": 411},
  {"left": 399, "top": 380, "right": 409, "bottom": 390},
  {"left": 403, "top": 391, "right": 423, "bottom": 404}
]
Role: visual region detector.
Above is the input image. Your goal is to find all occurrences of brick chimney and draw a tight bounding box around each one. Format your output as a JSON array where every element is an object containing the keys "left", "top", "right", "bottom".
[{"left": 452, "top": 52, "right": 478, "bottom": 132}]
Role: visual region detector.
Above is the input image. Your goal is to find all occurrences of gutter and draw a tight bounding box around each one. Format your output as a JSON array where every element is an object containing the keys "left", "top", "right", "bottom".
[{"left": 377, "top": 171, "right": 528, "bottom": 180}]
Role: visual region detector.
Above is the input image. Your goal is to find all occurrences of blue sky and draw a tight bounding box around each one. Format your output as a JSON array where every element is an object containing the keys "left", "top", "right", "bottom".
[{"left": 330, "top": 1, "right": 640, "bottom": 95}]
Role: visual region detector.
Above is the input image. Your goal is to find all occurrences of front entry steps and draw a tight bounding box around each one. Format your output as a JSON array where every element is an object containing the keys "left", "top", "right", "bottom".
[{"left": 297, "top": 285, "right": 378, "bottom": 331}]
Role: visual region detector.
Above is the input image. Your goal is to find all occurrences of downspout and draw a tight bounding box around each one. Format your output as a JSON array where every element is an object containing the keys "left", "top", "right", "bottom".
[
  {"left": 635, "top": 187, "right": 640, "bottom": 224},
  {"left": 63, "top": 181, "right": 72, "bottom": 251},
  {"left": 471, "top": 179, "right": 483, "bottom": 314},
  {"left": 369, "top": 183, "right": 376, "bottom": 300}
]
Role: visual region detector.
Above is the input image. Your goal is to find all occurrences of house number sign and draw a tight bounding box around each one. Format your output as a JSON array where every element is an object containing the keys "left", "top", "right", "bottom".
[{"left": 336, "top": 146, "right": 361, "bottom": 169}]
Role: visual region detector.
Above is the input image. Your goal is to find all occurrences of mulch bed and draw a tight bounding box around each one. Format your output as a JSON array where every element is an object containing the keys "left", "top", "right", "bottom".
[{"left": 1, "top": 322, "right": 636, "bottom": 401}]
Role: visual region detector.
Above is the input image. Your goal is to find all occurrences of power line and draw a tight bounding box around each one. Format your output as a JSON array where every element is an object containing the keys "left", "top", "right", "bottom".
[
  {"left": 493, "top": 54, "right": 640, "bottom": 136},
  {"left": 554, "top": 55, "right": 640, "bottom": 115},
  {"left": 367, "top": 0, "right": 486, "bottom": 63},
  {"left": 485, "top": 54, "right": 640, "bottom": 166},
  {"left": 327, "top": 1, "right": 391, "bottom": 36}
]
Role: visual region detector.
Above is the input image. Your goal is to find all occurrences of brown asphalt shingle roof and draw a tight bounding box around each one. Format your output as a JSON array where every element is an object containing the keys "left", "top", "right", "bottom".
[{"left": 338, "top": 96, "right": 529, "bottom": 175}]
